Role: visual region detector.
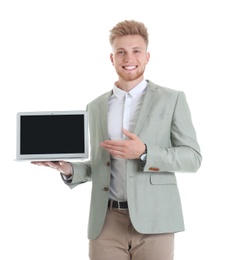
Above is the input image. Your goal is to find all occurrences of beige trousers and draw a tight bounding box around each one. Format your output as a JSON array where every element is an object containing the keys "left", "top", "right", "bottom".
[{"left": 89, "top": 208, "right": 174, "bottom": 260}]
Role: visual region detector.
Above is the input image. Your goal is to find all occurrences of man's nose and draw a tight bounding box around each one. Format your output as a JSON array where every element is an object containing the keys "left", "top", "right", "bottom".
[{"left": 123, "top": 53, "right": 133, "bottom": 62}]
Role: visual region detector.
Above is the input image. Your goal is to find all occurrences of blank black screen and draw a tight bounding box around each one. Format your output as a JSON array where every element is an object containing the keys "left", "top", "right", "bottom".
[{"left": 20, "top": 115, "right": 85, "bottom": 154}]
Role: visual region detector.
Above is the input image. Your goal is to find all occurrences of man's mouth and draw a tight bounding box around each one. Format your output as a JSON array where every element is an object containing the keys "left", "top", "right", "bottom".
[{"left": 122, "top": 65, "right": 137, "bottom": 70}]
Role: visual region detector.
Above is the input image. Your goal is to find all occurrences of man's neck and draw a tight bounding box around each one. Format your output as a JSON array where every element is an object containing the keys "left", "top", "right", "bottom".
[{"left": 116, "top": 77, "right": 145, "bottom": 92}]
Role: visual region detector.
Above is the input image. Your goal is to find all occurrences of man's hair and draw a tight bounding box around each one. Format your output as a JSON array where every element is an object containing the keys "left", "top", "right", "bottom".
[{"left": 109, "top": 20, "right": 149, "bottom": 47}]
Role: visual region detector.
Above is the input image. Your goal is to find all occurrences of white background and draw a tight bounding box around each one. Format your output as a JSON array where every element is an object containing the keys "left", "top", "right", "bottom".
[{"left": 1, "top": 0, "right": 248, "bottom": 259}]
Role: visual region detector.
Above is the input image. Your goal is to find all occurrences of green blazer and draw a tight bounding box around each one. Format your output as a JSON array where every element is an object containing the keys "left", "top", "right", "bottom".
[{"left": 65, "top": 80, "right": 202, "bottom": 240}]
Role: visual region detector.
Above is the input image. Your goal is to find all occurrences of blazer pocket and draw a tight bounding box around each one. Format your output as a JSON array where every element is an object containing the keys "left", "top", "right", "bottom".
[{"left": 150, "top": 174, "right": 177, "bottom": 185}]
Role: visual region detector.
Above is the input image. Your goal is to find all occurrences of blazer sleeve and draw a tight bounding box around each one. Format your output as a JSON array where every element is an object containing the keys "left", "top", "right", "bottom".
[
  {"left": 144, "top": 91, "right": 202, "bottom": 173},
  {"left": 61, "top": 160, "right": 92, "bottom": 189}
]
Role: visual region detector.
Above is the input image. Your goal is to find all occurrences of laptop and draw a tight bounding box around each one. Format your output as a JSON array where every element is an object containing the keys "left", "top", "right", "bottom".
[{"left": 16, "top": 110, "right": 88, "bottom": 161}]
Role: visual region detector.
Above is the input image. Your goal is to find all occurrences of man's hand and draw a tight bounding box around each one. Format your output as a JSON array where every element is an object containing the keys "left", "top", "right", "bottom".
[
  {"left": 31, "top": 161, "right": 73, "bottom": 177},
  {"left": 100, "top": 129, "right": 146, "bottom": 159}
]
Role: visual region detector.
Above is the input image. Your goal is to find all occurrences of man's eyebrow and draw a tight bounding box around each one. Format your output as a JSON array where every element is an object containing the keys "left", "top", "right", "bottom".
[{"left": 115, "top": 46, "right": 143, "bottom": 52}]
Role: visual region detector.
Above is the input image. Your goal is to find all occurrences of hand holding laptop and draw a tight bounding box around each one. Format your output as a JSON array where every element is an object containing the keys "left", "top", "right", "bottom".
[{"left": 31, "top": 161, "right": 73, "bottom": 177}]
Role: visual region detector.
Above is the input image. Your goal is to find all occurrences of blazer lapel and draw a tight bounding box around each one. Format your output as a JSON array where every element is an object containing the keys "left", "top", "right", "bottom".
[
  {"left": 134, "top": 81, "right": 158, "bottom": 136},
  {"left": 99, "top": 91, "right": 112, "bottom": 141}
]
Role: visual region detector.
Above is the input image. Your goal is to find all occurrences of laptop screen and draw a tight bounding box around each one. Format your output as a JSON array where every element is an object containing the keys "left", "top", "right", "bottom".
[{"left": 16, "top": 110, "right": 88, "bottom": 161}]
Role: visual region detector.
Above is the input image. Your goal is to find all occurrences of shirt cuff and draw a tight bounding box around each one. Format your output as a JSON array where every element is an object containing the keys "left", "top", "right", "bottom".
[{"left": 61, "top": 174, "right": 73, "bottom": 181}]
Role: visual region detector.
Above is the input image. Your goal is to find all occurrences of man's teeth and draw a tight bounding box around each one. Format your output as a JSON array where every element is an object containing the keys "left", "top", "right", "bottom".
[{"left": 124, "top": 66, "right": 136, "bottom": 70}]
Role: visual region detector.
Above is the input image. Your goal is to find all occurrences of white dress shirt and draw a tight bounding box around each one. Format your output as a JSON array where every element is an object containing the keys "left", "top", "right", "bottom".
[{"left": 108, "top": 79, "right": 147, "bottom": 201}]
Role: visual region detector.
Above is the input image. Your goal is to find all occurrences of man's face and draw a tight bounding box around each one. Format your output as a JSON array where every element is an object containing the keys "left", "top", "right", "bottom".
[{"left": 110, "top": 35, "right": 150, "bottom": 82}]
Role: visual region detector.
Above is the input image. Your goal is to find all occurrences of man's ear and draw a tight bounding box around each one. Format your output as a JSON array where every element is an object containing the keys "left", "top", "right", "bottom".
[
  {"left": 146, "top": 52, "right": 150, "bottom": 64},
  {"left": 110, "top": 53, "right": 114, "bottom": 65}
]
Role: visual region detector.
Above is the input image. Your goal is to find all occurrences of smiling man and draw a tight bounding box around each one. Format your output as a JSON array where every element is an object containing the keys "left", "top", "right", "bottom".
[
  {"left": 32, "top": 20, "right": 202, "bottom": 260},
  {"left": 110, "top": 33, "right": 150, "bottom": 87}
]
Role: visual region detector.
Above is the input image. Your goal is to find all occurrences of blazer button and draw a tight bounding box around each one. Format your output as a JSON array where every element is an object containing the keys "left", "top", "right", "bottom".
[
  {"left": 103, "top": 187, "right": 109, "bottom": 191},
  {"left": 106, "top": 161, "right": 111, "bottom": 167}
]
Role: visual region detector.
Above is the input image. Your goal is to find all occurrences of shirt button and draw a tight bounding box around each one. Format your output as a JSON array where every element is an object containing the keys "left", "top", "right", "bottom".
[
  {"left": 106, "top": 161, "right": 111, "bottom": 167},
  {"left": 103, "top": 187, "right": 109, "bottom": 191}
]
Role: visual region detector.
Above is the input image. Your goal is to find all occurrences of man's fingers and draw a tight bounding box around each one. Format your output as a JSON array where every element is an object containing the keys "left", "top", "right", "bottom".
[
  {"left": 122, "top": 128, "right": 136, "bottom": 140},
  {"left": 31, "top": 161, "right": 62, "bottom": 170},
  {"left": 100, "top": 141, "right": 126, "bottom": 153}
]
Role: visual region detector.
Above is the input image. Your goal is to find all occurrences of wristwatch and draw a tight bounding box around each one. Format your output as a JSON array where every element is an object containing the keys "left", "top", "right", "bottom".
[{"left": 139, "top": 144, "right": 147, "bottom": 168}]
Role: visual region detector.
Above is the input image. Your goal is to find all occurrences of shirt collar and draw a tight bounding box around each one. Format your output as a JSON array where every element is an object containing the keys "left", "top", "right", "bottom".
[{"left": 113, "top": 79, "right": 147, "bottom": 99}]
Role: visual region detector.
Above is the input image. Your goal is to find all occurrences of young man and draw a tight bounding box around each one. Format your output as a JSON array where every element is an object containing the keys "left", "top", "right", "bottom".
[{"left": 33, "top": 20, "right": 202, "bottom": 260}]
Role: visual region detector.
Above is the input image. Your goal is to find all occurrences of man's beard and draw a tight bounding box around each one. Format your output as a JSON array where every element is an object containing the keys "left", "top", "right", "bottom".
[{"left": 117, "top": 68, "right": 145, "bottom": 82}]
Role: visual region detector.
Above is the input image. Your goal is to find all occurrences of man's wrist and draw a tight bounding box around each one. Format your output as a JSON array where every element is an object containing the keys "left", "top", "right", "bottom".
[{"left": 139, "top": 143, "right": 147, "bottom": 156}]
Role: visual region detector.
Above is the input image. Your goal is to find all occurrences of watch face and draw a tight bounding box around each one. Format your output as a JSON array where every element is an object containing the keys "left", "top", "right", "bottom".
[{"left": 141, "top": 153, "right": 147, "bottom": 161}]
